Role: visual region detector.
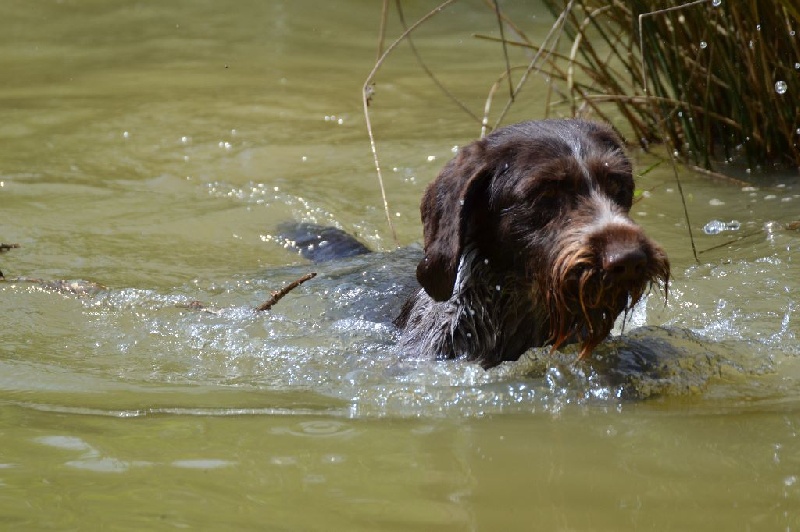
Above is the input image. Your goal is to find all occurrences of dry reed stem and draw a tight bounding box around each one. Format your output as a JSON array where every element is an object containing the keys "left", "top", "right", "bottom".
[
  {"left": 394, "top": 0, "right": 482, "bottom": 124},
  {"left": 363, "top": 0, "right": 459, "bottom": 246},
  {"left": 481, "top": 66, "right": 533, "bottom": 138},
  {"left": 636, "top": 0, "right": 712, "bottom": 264},
  {"left": 492, "top": 0, "right": 575, "bottom": 130},
  {"left": 637, "top": 0, "right": 709, "bottom": 96},
  {"left": 377, "top": 0, "right": 390, "bottom": 62},
  {"left": 480, "top": 0, "right": 533, "bottom": 45},
  {"left": 490, "top": 0, "right": 516, "bottom": 103}
]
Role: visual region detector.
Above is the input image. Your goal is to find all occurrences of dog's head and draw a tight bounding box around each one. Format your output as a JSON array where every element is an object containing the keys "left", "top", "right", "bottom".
[{"left": 416, "top": 119, "right": 670, "bottom": 357}]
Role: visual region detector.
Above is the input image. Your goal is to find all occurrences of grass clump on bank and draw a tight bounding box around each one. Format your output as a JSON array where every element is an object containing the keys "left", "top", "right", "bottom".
[{"left": 538, "top": 0, "right": 800, "bottom": 171}]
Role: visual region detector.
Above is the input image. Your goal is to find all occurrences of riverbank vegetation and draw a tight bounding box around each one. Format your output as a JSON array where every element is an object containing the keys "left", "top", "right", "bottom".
[
  {"left": 367, "top": 0, "right": 800, "bottom": 173},
  {"left": 538, "top": 0, "right": 800, "bottom": 172}
]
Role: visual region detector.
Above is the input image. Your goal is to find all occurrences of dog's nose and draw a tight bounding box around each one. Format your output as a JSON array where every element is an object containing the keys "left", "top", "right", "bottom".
[{"left": 603, "top": 247, "right": 647, "bottom": 281}]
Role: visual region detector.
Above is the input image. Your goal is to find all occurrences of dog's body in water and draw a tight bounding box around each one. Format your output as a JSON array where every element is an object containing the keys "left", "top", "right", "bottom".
[{"left": 281, "top": 119, "right": 670, "bottom": 369}]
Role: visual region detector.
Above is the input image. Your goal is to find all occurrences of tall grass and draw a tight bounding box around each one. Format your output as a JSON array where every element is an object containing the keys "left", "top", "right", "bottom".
[
  {"left": 364, "top": 0, "right": 799, "bottom": 242},
  {"left": 538, "top": 0, "right": 800, "bottom": 171}
]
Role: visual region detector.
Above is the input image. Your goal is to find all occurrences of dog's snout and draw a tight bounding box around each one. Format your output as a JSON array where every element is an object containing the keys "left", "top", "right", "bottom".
[{"left": 603, "top": 246, "right": 647, "bottom": 281}]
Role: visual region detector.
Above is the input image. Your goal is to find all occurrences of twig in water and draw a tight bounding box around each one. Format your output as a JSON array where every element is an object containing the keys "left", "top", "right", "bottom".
[
  {"left": 176, "top": 300, "right": 222, "bottom": 315},
  {"left": 0, "top": 243, "right": 20, "bottom": 252},
  {"left": 255, "top": 272, "right": 317, "bottom": 312},
  {"left": 1, "top": 243, "right": 20, "bottom": 278},
  {"left": 697, "top": 229, "right": 762, "bottom": 256}
]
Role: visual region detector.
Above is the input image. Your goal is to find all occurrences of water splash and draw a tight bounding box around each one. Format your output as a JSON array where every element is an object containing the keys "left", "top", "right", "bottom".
[{"left": 703, "top": 219, "right": 741, "bottom": 235}]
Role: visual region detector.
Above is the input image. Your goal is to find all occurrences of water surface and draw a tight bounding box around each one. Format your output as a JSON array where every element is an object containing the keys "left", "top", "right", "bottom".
[{"left": 2, "top": 1, "right": 799, "bottom": 530}]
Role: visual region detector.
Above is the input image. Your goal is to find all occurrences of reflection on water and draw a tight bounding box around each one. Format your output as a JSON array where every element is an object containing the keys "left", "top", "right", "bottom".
[{"left": 1, "top": 0, "right": 800, "bottom": 529}]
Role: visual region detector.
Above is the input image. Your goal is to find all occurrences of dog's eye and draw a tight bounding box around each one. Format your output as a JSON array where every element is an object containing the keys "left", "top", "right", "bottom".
[
  {"left": 529, "top": 184, "right": 568, "bottom": 210},
  {"left": 604, "top": 174, "right": 633, "bottom": 206}
]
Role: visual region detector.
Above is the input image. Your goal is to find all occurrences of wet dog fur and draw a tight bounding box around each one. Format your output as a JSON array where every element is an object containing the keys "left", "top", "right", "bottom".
[{"left": 281, "top": 119, "right": 670, "bottom": 368}]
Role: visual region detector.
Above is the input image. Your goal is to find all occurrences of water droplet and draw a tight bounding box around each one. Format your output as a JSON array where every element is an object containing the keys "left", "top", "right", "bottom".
[
  {"left": 775, "top": 80, "right": 788, "bottom": 94},
  {"left": 699, "top": 41, "right": 707, "bottom": 49},
  {"left": 712, "top": 0, "right": 721, "bottom": 6},
  {"left": 703, "top": 220, "right": 740, "bottom": 235},
  {"left": 756, "top": 24, "right": 761, "bottom": 31},
  {"left": 795, "top": 63, "right": 800, "bottom": 70},
  {"left": 791, "top": 30, "right": 796, "bottom": 37}
]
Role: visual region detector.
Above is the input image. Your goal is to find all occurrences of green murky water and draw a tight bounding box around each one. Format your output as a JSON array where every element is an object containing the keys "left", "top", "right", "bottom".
[{"left": 2, "top": 1, "right": 800, "bottom": 530}]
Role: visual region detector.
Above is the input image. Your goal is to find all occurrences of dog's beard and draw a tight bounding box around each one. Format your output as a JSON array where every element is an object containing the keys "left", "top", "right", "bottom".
[{"left": 543, "top": 241, "right": 669, "bottom": 359}]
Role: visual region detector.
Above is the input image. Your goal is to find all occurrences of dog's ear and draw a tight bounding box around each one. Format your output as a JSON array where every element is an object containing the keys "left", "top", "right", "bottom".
[{"left": 416, "top": 142, "right": 493, "bottom": 301}]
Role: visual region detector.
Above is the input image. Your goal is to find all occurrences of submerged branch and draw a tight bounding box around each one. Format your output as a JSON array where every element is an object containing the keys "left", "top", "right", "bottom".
[{"left": 255, "top": 272, "right": 317, "bottom": 312}]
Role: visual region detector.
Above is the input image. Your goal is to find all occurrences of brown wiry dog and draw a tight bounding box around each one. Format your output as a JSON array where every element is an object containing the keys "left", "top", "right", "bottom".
[{"left": 395, "top": 119, "right": 670, "bottom": 368}]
